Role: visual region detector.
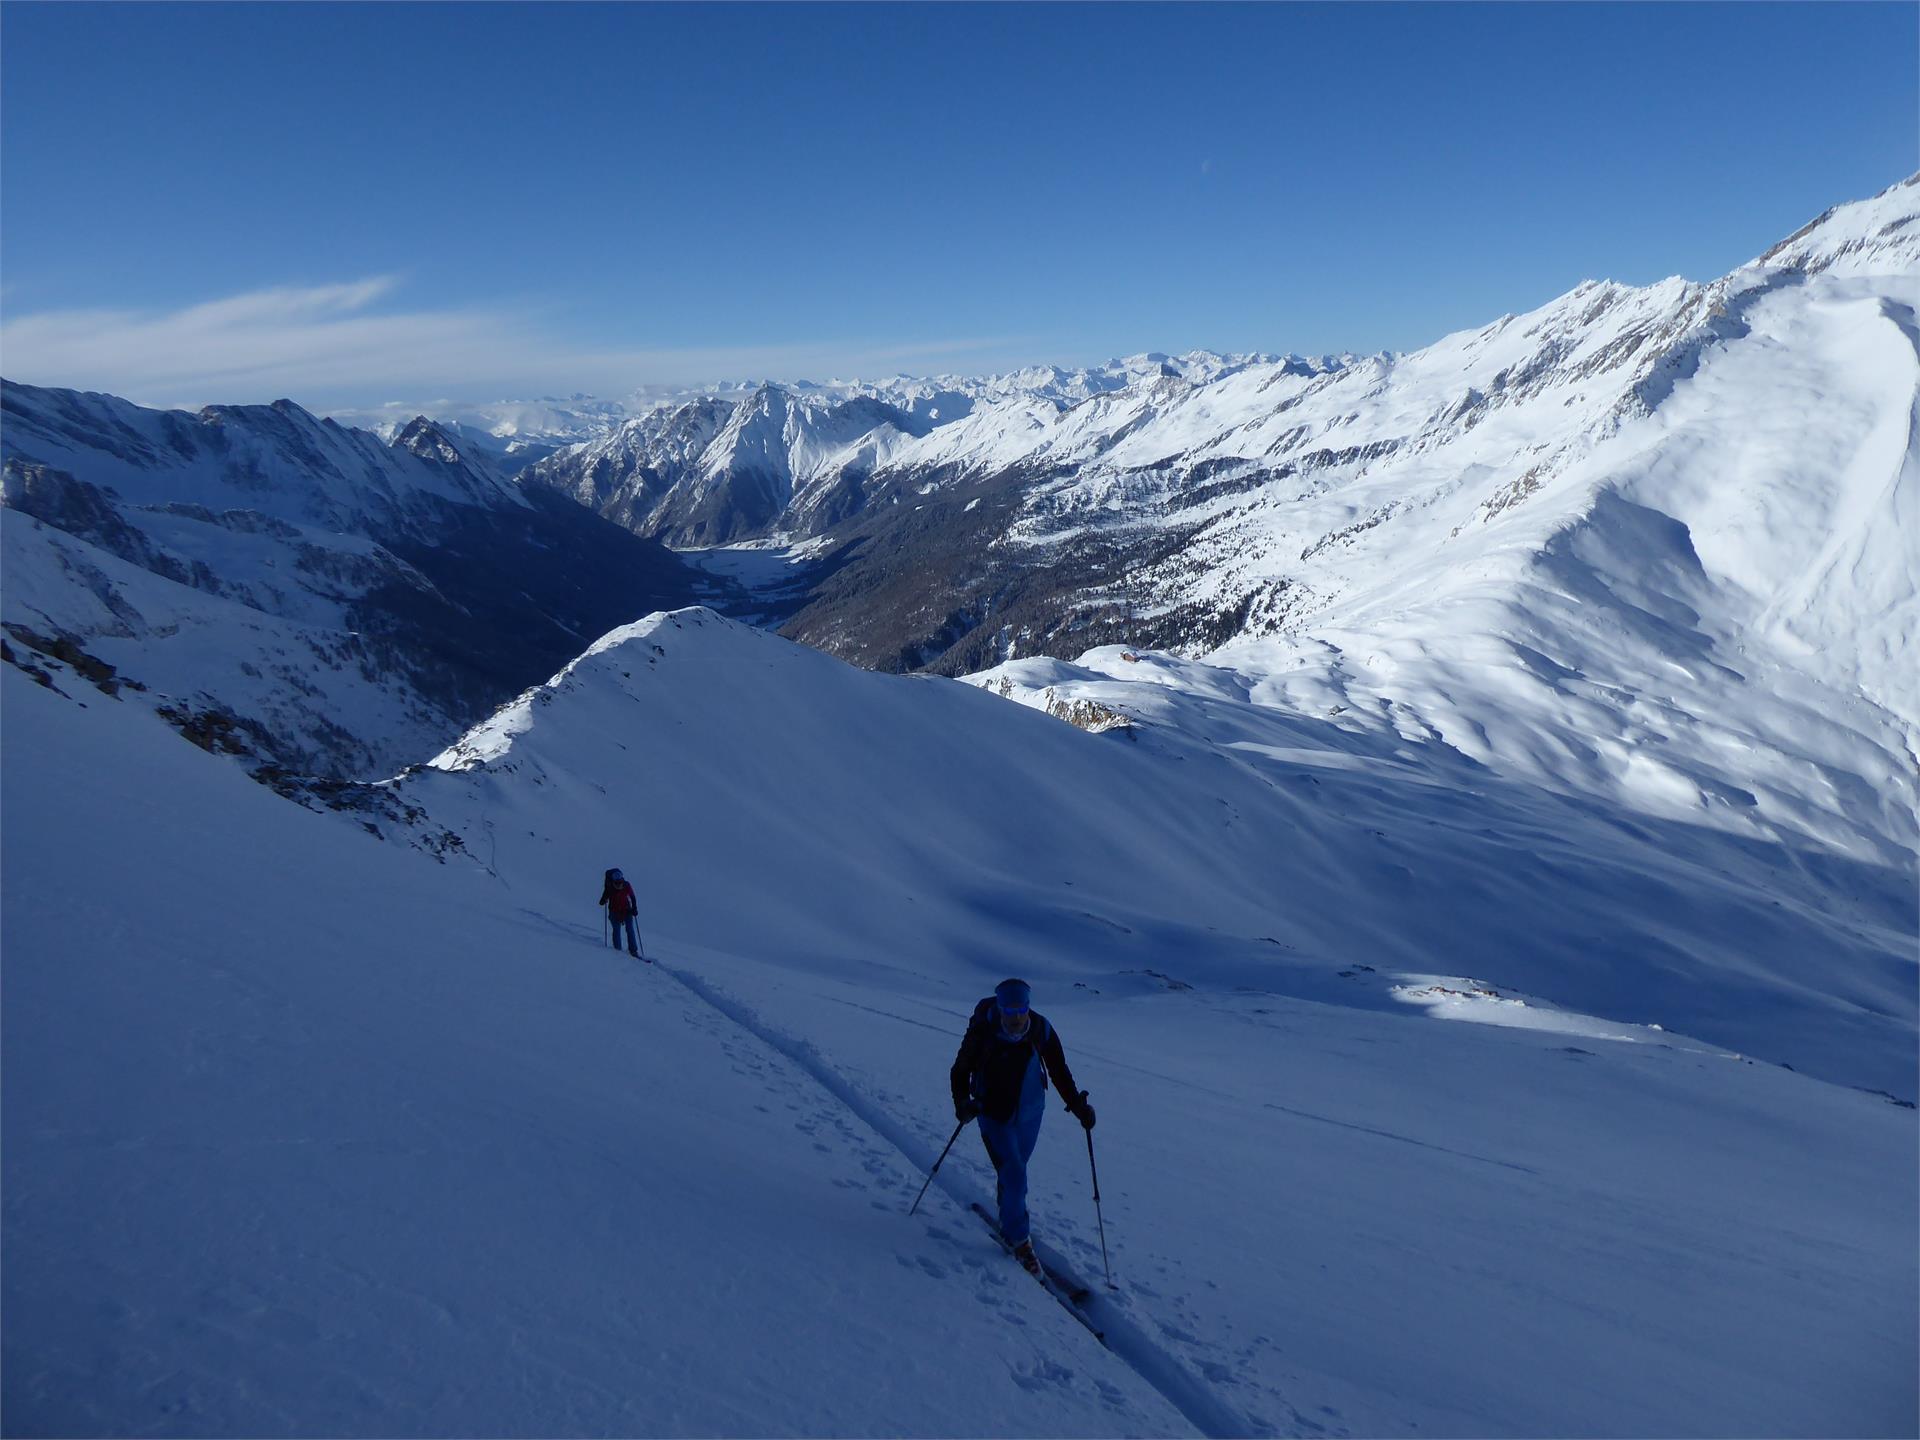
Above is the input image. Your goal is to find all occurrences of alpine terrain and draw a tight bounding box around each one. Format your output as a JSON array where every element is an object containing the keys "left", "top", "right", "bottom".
[
  {"left": 0, "top": 387, "right": 736, "bottom": 775},
  {"left": 2, "top": 177, "right": 1914, "bottom": 1439}
]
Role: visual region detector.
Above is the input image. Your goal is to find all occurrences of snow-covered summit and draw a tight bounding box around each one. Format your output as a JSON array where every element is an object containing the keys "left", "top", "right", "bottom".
[
  {"left": 325, "top": 393, "right": 633, "bottom": 465},
  {"left": 425, "top": 606, "right": 733, "bottom": 772},
  {"left": 1750, "top": 171, "right": 1920, "bottom": 276},
  {"left": 517, "top": 351, "right": 1354, "bottom": 544}
]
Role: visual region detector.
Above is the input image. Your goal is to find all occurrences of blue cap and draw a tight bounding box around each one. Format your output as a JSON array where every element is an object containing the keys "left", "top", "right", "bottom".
[{"left": 994, "top": 978, "right": 1032, "bottom": 1013}]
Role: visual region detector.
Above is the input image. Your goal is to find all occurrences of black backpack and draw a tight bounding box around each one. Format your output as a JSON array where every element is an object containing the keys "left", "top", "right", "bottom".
[{"left": 964, "top": 996, "right": 1051, "bottom": 1092}]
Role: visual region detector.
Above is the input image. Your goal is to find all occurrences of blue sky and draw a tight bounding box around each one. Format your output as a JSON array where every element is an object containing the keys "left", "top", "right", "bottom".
[{"left": 2, "top": 2, "right": 1914, "bottom": 408}]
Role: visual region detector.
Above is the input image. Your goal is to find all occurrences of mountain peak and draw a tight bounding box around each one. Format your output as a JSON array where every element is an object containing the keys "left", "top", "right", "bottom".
[
  {"left": 1751, "top": 171, "right": 1920, "bottom": 277},
  {"left": 393, "top": 414, "right": 466, "bottom": 464}
]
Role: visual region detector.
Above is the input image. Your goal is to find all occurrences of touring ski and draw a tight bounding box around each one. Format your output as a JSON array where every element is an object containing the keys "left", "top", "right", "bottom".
[{"left": 969, "top": 1202, "right": 1103, "bottom": 1338}]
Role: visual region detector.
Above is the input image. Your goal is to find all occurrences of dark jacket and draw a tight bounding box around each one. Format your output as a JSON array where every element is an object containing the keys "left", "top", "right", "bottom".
[
  {"left": 599, "top": 876, "right": 638, "bottom": 920},
  {"left": 951, "top": 1000, "right": 1083, "bottom": 1123}
]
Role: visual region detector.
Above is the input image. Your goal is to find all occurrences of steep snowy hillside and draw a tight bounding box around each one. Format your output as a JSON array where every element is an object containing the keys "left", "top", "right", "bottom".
[
  {"left": 762, "top": 177, "right": 1920, "bottom": 879},
  {"left": 0, "top": 384, "right": 727, "bottom": 775},
  {"left": 0, "top": 663, "right": 1189, "bottom": 1438},
  {"left": 9, "top": 609, "right": 1909, "bottom": 1436}
]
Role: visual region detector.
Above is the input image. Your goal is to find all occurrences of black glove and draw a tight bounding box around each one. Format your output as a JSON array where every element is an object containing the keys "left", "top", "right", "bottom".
[
  {"left": 1072, "top": 1091, "right": 1095, "bottom": 1130},
  {"left": 955, "top": 1098, "right": 980, "bottom": 1124}
]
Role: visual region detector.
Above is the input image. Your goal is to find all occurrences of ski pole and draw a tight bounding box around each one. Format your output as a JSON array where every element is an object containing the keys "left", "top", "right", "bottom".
[
  {"left": 1085, "top": 1127, "right": 1113, "bottom": 1288},
  {"left": 908, "top": 1118, "right": 969, "bottom": 1216}
]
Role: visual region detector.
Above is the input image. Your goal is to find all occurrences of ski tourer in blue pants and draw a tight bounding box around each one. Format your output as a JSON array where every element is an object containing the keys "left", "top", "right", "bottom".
[
  {"left": 978, "top": 1097, "right": 1046, "bottom": 1244},
  {"left": 950, "top": 979, "right": 1095, "bottom": 1257}
]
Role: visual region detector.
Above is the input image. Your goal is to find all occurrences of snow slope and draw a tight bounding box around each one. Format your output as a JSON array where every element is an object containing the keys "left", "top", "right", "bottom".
[
  {"left": 0, "top": 664, "right": 1186, "bottom": 1437},
  {"left": 762, "top": 180, "right": 1915, "bottom": 682},
  {"left": 408, "top": 608, "right": 1915, "bottom": 1101},
  {"left": 5, "top": 613, "right": 1913, "bottom": 1437}
]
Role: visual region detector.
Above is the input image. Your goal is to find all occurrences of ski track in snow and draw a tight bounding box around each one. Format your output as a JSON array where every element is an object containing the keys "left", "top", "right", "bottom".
[{"left": 653, "top": 952, "right": 1293, "bottom": 1440}]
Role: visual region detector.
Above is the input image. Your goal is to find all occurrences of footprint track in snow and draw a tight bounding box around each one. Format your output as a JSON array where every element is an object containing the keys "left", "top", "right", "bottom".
[{"left": 655, "top": 956, "right": 1275, "bottom": 1439}]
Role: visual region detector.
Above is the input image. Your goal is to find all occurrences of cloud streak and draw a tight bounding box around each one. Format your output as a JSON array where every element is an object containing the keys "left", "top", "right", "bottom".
[{"left": 0, "top": 278, "right": 1028, "bottom": 410}]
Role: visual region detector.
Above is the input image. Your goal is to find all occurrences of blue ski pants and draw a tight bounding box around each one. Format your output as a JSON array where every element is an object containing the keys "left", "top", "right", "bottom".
[
  {"left": 609, "top": 915, "right": 638, "bottom": 954},
  {"left": 977, "top": 1106, "right": 1044, "bottom": 1245}
]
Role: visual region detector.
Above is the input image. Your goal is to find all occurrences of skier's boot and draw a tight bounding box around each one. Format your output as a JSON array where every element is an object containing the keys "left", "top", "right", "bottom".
[{"left": 1011, "top": 1239, "right": 1042, "bottom": 1276}]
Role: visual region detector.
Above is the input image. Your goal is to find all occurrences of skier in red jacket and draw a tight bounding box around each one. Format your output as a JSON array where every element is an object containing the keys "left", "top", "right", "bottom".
[{"left": 599, "top": 868, "right": 642, "bottom": 958}]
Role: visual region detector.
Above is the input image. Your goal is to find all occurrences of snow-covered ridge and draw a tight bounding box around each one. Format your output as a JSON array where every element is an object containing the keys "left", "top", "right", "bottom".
[
  {"left": 492, "top": 175, "right": 1920, "bottom": 882},
  {"left": 1751, "top": 172, "right": 1920, "bottom": 277},
  {"left": 425, "top": 607, "right": 711, "bottom": 771},
  {"left": 5, "top": 178, "right": 1917, "bottom": 1436},
  {"left": 528, "top": 176, "right": 1920, "bottom": 745},
  {"left": 406, "top": 602, "right": 1914, "bottom": 1100},
  {"left": 873, "top": 174, "right": 1919, "bottom": 495}
]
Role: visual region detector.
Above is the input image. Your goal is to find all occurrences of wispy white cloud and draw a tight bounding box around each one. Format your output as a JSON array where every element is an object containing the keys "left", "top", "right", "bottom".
[{"left": 0, "top": 277, "right": 1029, "bottom": 410}]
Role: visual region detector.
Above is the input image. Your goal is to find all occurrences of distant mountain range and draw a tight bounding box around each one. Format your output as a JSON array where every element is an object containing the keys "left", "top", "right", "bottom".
[
  {"left": 324, "top": 352, "right": 1309, "bottom": 495},
  {"left": 3, "top": 174, "right": 1913, "bottom": 871},
  {"left": 0, "top": 389, "right": 727, "bottom": 776}
]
